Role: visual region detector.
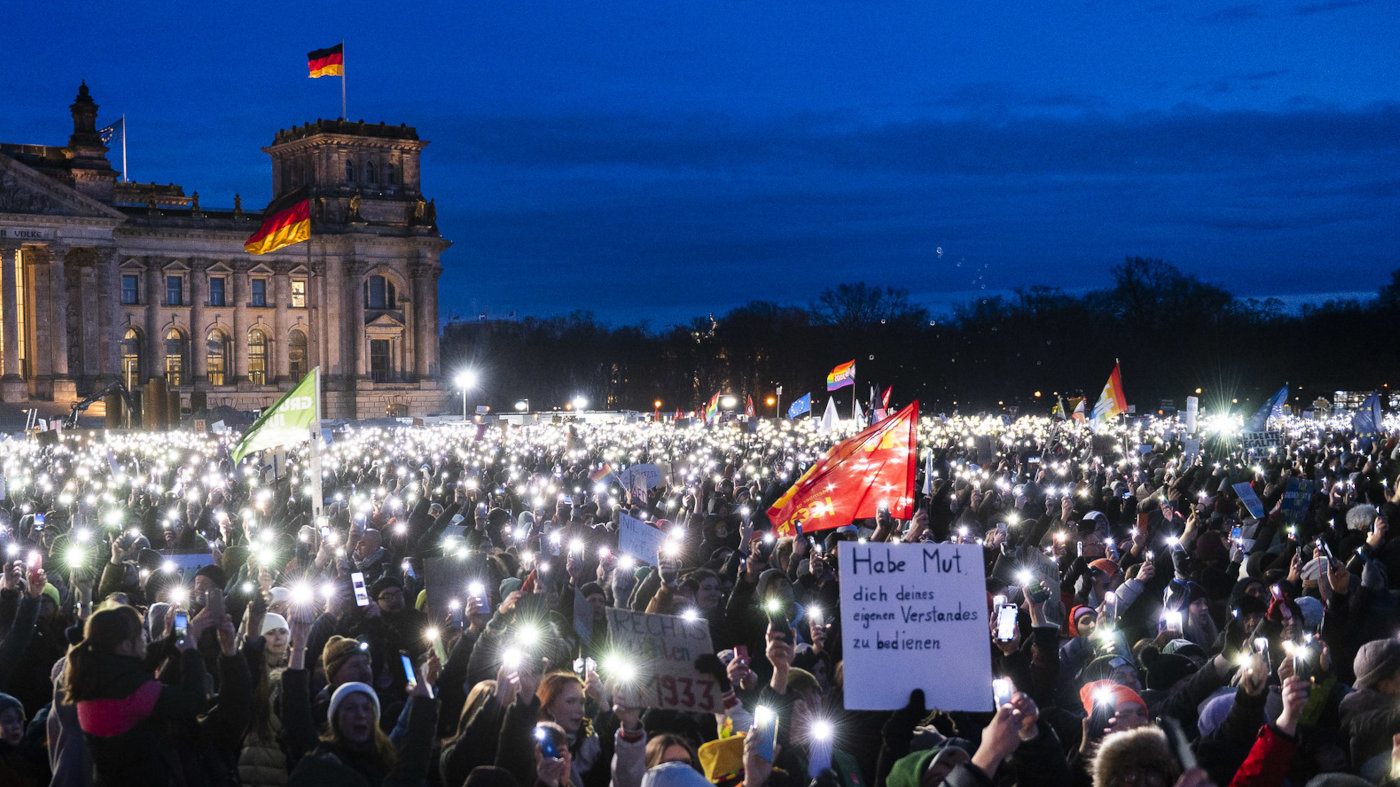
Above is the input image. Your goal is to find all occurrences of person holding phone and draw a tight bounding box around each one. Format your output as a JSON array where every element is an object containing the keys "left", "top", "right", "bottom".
[{"left": 64, "top": 605, "right": 213, "bottom": 785}]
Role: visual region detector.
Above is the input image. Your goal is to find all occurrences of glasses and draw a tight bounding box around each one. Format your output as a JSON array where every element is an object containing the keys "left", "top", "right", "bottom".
[{"left": 376, "top": 589, "right": 404, "bottom": 600}]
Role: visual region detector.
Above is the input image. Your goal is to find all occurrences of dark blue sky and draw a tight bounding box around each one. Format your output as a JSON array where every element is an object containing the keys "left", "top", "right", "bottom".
[{"left": 4, "top": 1, "right": 1397, "bottom": 328}]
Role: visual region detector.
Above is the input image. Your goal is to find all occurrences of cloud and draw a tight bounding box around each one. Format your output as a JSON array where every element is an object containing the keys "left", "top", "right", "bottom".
[
  {"left": 1201, "top": 4, "right": 1264, "bottom": 23},
  {"left": 1185, "top": 70, "right": 1292, "bottom": 95}
]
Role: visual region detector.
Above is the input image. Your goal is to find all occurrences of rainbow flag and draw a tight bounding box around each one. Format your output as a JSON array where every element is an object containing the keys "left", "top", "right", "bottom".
[
  {"left": 1090, "top": 363, "right": 1128, "bottom": 428},
  {"left": 589, "top": 463, "right": 619, "bottom": 487},
  {"left": 826, "top": 360, "right": 855, "bottom": 391},
  {"left": 703, "top": 393, "right": 721, "bottom": 424}
]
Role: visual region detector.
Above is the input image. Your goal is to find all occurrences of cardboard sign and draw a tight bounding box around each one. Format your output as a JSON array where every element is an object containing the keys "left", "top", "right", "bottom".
[
  {"left": 606, "top": 608, "right": 723, "bottom": 712},
  {"left": 423, "top": 553, "right": 489, "bottom": 619},
  {"left": 1281, "top": 479, "right": 1318, "bottom": 529},
  {"left": 1184, "top": 396, "right": 1199, "bottom": 433},
  {"left": 839, "top": 542, "right": 993, "bottom": 711},
  {"left": 620, "top": 463, "right": 663, "bottom": 490},
  {"left": 1233, "top": 482, "right": 1267, "bottom": 519},
  {"left": 618, "top": 513, "right": 667, "bottom": 565}
]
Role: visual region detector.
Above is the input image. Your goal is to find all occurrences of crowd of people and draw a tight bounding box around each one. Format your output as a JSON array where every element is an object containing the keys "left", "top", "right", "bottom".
[{"left": 0, "top": 409, "right": 1397, "bottom": 787}]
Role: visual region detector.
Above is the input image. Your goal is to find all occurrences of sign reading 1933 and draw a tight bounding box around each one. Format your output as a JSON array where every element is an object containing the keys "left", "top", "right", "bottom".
[{"left": 0, "top": 228, "right": 57, "bottom": 241}]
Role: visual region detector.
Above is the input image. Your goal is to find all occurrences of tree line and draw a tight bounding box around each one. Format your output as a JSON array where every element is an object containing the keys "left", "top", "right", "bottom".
[{"left": 441, "top": 258, "right": 1400, "bottom": 416}]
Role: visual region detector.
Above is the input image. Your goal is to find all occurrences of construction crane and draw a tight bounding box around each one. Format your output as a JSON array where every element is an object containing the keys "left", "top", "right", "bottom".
[{"left": 65, "top": 380, "right": 140, "bottom": 429}]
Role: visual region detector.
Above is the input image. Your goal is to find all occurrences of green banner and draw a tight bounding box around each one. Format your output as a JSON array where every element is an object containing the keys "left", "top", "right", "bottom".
[{"left": 231, "top": 367, "right": 320, "bottom": 464}]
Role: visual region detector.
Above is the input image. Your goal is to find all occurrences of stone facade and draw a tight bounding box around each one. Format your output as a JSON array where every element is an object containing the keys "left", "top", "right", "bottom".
[{"left": 0, "top": 83, "right": 450, "bottom": 418}]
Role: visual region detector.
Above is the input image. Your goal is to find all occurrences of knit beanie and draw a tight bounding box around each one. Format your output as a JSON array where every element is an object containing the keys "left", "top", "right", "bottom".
[
  {"left": 41, "top": 582, "right": 61, "bottom": 610},
  {"left": 1194, "top": 531, "right": 1229, "bottom": 563},
  {"left": 260, "top": 612, "right": 289, "bottom": 635},
  {"left": 641, "top": 761, "right": 714, "bottom": 787},
  {"left": 322, "top": 635, "right": 366, "bottom": 683},
  {"left": 1353, "top": 639, "right": 1400, "bottom": 690},
  {"left": 1089, "top": 558, "right": 1120, "bottom": 579},
  {"left": 1092, "top": 727, "right": 1180, "bottom": 787},
  {"left": 327, "top": 681, "right": 380, "bottom": 727},
  {"left": 1295, "top": 596, "right": 1324, "bottom": 629},
  {"left": 195, "top": 563, "right": 227, "bottom": 588},
  {"left": 1068, "top": 605, "right": 1095, "bottom": 637},
  {"left": 1140, "top": 646, "right": 1196, "bottom": 691},
  {"left": 499, "top": 577, "right": 523, "bottom": 599},
  {"left": 1079, "top": 679, "right": 1147, "bottom": 715},
  {"left": 0, "top": 692, "right": 23, "bottom": 723},
  {"left": 698, "top": 735, "right": 747, "bottom": 785}
]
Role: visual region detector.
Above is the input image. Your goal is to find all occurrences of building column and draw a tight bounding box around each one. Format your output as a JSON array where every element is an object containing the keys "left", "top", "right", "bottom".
[
  {"left": 0, "top": 245, "right": 19, "bottom": 400},
  {"left": 412, "top": 264, "right": 433, "bottom": 380},
  {"left": 233, "top": 268, "right": 248, "bottom": 382},
  {"left": 28, "top": 247, "right": 52, "bottom": 397},
  {"left": 49, "top": 245, "right": 75, "bottom": 401},
  {"left": 190, "top": 262, "right": 206, "bottom": 382},
  {"left": 347, "top": 262, "right": 367, "bottom": 378},
  {"left": 143, "top": 257, "right": 161, "bottom": 383},
  {"left": 273, "top": 268, "right": 290, "bottom": 383}
]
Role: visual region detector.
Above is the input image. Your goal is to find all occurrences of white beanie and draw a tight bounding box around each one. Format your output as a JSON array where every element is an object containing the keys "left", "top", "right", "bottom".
[
  {"left": 260, "top": 612, "right": 289, "bottom": 636},
  {"left": 268, "top": 586, "right": 291, "bottom": 605},
  {"left": 328, "top": 682, "right": 380, "bottom": 727}
]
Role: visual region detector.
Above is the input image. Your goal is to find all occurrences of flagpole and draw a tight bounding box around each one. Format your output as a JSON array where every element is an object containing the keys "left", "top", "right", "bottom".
[
  {"left": 340, "top": 39, "right": 347, "bottom": 120},
  {"left": 121, "top": 114, "right": 128, "bottom": 183}
]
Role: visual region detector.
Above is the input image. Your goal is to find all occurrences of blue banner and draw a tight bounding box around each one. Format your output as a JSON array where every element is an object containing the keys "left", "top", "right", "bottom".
[
  {"left": 1244, "top": 385, "right": 1288, "bottom": 432},
  {"left": 1354, "top": 391, "right": 1382, "bottom": 450},
  {"left": 787, "top": 393, "right": 811, "bottom": 419}
]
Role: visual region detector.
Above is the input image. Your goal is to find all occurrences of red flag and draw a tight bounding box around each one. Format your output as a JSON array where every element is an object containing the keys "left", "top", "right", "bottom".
[
  {"left": 674, "top": 408, "right": 682, "bottom": 420},
  {"left": 745, "top": 395, "right": 756, "bottom": 417},
  {"left": 881, "top": 386, "right": 892, "bottom": 408},
  {"left": 767, "top": 401, "right": 919, "bottom": 537}
]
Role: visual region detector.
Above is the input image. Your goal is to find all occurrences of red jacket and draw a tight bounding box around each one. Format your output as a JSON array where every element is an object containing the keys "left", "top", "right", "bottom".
[{"left": 1229, "top": 724, "right": 1298, "bottom": 787}]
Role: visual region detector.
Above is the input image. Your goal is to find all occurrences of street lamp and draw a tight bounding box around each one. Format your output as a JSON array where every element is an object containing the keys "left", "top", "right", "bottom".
[
  {"left": 721, "top": 395, "right": 737, "bottom": 409},
  {"left": 455, "top": 369, "right": 479, "bottom": 421},
  {"left": 514, "top": 399, "right": 529, "bottom": 412},
  {"left": 572, "top": 395, "right": 588, "bottom": 411}
]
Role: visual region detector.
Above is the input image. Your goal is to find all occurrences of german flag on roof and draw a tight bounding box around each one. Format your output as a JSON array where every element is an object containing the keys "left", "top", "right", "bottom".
[
  {"left": 308, "top": 44, "right": 344, "bottom": 78},
  {"left": 244, "top": 188, "right": 310, "bottom": 255}
]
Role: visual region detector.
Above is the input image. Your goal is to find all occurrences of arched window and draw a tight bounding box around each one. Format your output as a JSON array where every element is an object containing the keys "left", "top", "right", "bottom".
[
  {"left": 288, "top": 329, "right": 308, "bottom": 383},
  {"left": 121, "top": 328, "right": 143, "bottom": 386},
  {"left": 248, "top": 328, "right": 269, "bottom": 386},
  {"left": 164, "top": 328, "right": 188, "bottom": 387},
  {"left": 206, "top": 330, "right": 230, "bottom": 386},
  {"left": 345, "top": 158, "right": 354, "bottom": 184},
  {"left": 364, "top": 275, "right": 397, "bottom": 310},
  {"left": 366, "top": 161, "right": 377, "bottom": 185},
  {"left": 385, "top": 163, "right": 397, "bottom": 186}
]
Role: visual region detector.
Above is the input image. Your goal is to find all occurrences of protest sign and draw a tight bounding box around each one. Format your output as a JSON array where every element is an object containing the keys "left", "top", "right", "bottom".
[
  {"left": 606, "top": 608, "right": 723, "bottom": 712},
  {"left": 619, "top": 463, "right": 663, "bottom": 490},
  {"left": 1184, "top": 396, "right": 1199, "bottom": 433},
  {"left": 1181, "top": 438, "right": 1201, "bottom": 468},
  {"left": 1233, "top": 482, "right": 1266, "bottom": 519},
  {"left": 1281, "top": 479, "right": 1317, "bottom": 529},
  {"left": 423, "top": 553, "right": 489, "bottom": 619},
  {"left": 839, "top": 541, "right": 993, "bottom": 711},
  {"left": 1239, "top": 431, "right": 1284, "bottom": 451},
  {"left": 619, "top": 513, "right": 667, "bottom": 564}
]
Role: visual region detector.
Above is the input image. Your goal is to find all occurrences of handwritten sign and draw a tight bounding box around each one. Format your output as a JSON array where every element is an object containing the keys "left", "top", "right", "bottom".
[
  {"left": 1239, "top": 431, "right": 1284, "bottom": 451},
  {"left": 619, "top": 513, "right": 667, "bottom": 565},
  {"left": 606, "top": 608, "right": 722, "bottom": 712},
  {"left": 839, "top": 542, "right": 992, "bottom": 711},
  {"left": 1233, "top": 482, "right": 1266, "bottom": 519},
  {"left": 620, "top": 463, "right": 663, "bottom": 490}
]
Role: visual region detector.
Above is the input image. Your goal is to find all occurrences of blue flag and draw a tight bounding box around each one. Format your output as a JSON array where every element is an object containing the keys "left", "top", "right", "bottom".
[
  {"left": 1354, "top": 391, "right": 1382, "bottom": 450},
  {"left": 787, "top": 393, "right": 811, "bottom": 419},
  {"left": 1244, "top": 385, "right": 1288, "bottom": 432},
  {"left": 98, "top": 117, "right": 123, "bottom": 145}
]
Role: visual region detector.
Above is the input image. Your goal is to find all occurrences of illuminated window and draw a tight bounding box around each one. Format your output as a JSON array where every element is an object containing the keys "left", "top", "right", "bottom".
[
  {"left": 206, "top": 330, "right": 229, "bottom": 386},
  {"left": 288, "top": 329, "right": 308, "bottom": 383},
  {"left": 291, "top": 279, "right": 306, "bottom": 308},
  {"left": 121, "top": 328, "right": 143, "bottom": 384},
  {"left": 164, "top": 328, "right": 187, "bottom": 386},
  {"left": 248, "top": 329, "right": 268, "bottom": 385}
]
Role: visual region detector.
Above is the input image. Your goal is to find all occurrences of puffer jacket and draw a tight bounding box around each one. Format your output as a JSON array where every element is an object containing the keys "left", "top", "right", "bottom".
[{"left": 238, "top": 732, "right": 289, "bottom": 787}]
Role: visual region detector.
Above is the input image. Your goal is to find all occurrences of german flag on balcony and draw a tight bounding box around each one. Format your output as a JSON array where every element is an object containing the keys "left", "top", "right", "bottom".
[
  {"left": 308, "top": 44, "right": 344, "bottom": 78},
  {"left": 244, "top": 188, "right": 310, "bottom": 255}
]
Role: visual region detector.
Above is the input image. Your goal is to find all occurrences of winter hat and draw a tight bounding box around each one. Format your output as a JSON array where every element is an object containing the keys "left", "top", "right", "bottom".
[
  {"left": 268, "top": 587, "right": 291, "bottom": 606},
  {"left": 1197, "top": 690, "right": 1236, "bottom": 738},
  {"left": 41, "top": 582, "right": 61, "bottom": 609},
  {"left": 1352, "top": 639, "right": 1400, "bottom": 690},
  {"left": 1089, "top": 558, "right": 1120, "bottom": 579},
  {"left": 1082, "top": 655, "right": 1135, "bottom": 684},
  {"left": 327, "top": 681, "right": 380, "bottom": 727},
  {"left": 370, "top": 575, "right": 403, "bottom": 599},
  {"left": 195, "top": 563, "right": 227, "bottom": 588},
  {"left": 1079, "top": 679, "right": 1147, "bottom": 716},
  {"left": 641, "top": 761, "right": 714, "bottom": 787},
  {"left": 1194, "top": 531, "right": 1229, "bottom": 563},
  {"left": 322, "top": 635, "right": 367, "bottom": 683},
  {"left": 1300, "top": 557, "right": 1326, "bottom": 584},
  {"left": 1266, "top": 596, "right": 1303, "bottom": 625},
  {"left": 1234, "top": 593, "right": 1269, "bottom": 619},
  {"left": 1295, "top": 596, "right": 1324, "bottom": 629},
  {"left": 136, "top": 548, "right": 165, "bottom": 571},
  {"left": 1162, "top": 639, "right": 1207, "bottom": 661},
  {"left": 499, "top": 577, "right": 523, "bottom": 599},
  {"left": 1141, "top": 646, "right": 1196, "bottom": 691},
  {"left": 260, "top": 612, "right": 289, "bottom": 635},
  {"left": 1068, "top": 605, "right": 1095, "bottom": 637},
  {"left": 0, "top": 692, "right": 23, "bottom": 723},
  {"left": 1092, "top": 727, "right": 1180, "bottom": 787},
  {"left": 579, "top": 581, "right": 605, "bottom": 600}
]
